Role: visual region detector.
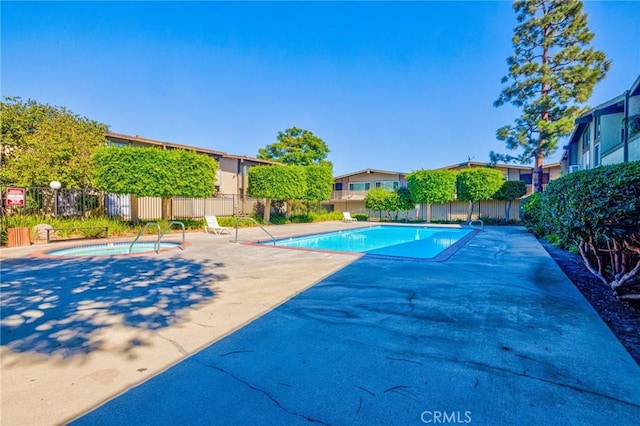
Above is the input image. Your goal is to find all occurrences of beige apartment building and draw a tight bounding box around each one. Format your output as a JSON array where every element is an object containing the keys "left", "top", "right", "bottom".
[
  {"left": 326, "top": 161, "right": 562, "bottom": 222},
  {"left": 104, "top": 132, "right": 278, "bottom": 219}
]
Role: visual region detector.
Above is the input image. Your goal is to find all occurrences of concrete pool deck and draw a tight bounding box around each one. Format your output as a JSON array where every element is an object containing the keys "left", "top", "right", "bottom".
[{"left": 1, "top": 223, "right": 639, "bottom": 425}]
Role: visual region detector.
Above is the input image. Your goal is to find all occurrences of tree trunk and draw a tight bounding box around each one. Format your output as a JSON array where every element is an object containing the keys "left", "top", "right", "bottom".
[
  {"left": 536, "top": 12, "right": 550, "bottom": 194},
  {"left": 466, "top": 201, "right": 474, "bottom": 222},
  {"left": 505, "top": 200, "right": 512, "bottom": 223},
  {"left": 534, "top": 151, "right": 544, "bottom": 193},
  {"left": 161, "top": 197, "right": 172, "bottom": 221},
  {"left": 130, "top": 195, "right": 139, "bottom": 224},
  {"left": 285, "top": 200, "right": 292, "bottom": 219},
  {"left": 263, "top": 198, "right": 271, "bottom": 223}
]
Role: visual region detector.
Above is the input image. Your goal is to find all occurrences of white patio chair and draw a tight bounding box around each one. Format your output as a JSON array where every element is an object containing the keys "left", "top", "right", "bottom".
[
  {"left": 342, "top": 212, "right": 358, "bottom": 223},
  {"left": 204, "top": 215, "right": 232, "bottom": 235}
]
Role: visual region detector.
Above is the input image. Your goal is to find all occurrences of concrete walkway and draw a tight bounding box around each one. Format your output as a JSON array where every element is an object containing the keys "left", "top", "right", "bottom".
[{"left": 1, "top": 224, "right": 639, "bottom": 425}]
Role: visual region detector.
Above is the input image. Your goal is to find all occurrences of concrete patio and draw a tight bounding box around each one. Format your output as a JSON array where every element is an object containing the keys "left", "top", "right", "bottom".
[{"left": 1, "top": 223, "right": 639, "bottom": 425}]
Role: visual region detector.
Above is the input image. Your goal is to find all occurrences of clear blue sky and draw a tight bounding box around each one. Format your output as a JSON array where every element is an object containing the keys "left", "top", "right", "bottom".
[{"left": 2, "top": 1, "right": 639, "bottom": 176}]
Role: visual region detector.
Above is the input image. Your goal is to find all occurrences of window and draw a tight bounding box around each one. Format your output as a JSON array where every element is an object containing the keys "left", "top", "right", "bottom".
[
  {"left": 595, "top": 115, "right": 601, "bottom": 139},
  {"left": 375, "top": 181, "right": 399, "bottom": 190},
  {"left": 582, "top": 125, "right": 591, "bottom": 149},
  {"left": 334, "top": 182, "right": 343, "bottom": 191},
  {"left": 348, "top": 182, "right": 370, "bottom": 191},
  {"left": 583, "top": 150, "right": 590, "bottom": 170},
  {"left": 594, "top": 143, "right": 601, "bottom": 167},
  {"left": 520, "top": 174, "right": 532, "bottom": 184}
]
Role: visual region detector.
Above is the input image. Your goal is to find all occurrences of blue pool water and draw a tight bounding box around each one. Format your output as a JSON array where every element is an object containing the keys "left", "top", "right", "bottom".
[
  {"left": 46, "top": 241, "right": 182, "bottom": 257},
  {"left": 264, "top": 225, "right": 473, "bottom": 260}
]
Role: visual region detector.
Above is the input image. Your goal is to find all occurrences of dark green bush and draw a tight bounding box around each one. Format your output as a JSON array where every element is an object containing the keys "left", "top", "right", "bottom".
[
  {"left": 290, "top": 213, "right": 314, "bottom": 223},
  {"left": 540, "top": 161, "right": 640, "bottom": 296},
  {"left": 521, "top": 192, "right": 545, "bottom": 236},
  {"left": 269, "top": 215, "right": 289, "bottom": 225},
  {"left": 353, "top": 213, "right": 368, "bottom": 221}
]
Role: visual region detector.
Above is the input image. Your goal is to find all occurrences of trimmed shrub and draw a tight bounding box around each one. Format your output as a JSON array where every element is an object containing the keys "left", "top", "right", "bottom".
[
  {"left": 406, "top": 169, "right": 457, "bottom": 204},
  {"left": 541, "top": 161, "right": 640, "bottom": 298}
]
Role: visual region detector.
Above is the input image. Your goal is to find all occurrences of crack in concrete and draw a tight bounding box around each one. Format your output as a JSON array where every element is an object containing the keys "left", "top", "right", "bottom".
[
  {"left": 154, "top": 333, "right": 187, "bottom": 355},
  {"left": 404, "top": 290, "right": 416, "bottom": 314},
  {"left": 355, "top": 385, "right": 376, "bottom": 396},
  {"left": 220, "top": 350, "right": 254, "bottom": 357},
  {"left": 461, "top": 359, "right": 640, "bottom": 409},
  {"left": 191, "top": 320, "right": 217, "bottom": 328},
  {"left": 199, "top": 362, "right": 331, "bottom": 425},
  {"left": 382, "top": 385, "right": 419, "bottom": 401},
  {"left": 386, "top": 356, "right": 424, "bottom": 366}
]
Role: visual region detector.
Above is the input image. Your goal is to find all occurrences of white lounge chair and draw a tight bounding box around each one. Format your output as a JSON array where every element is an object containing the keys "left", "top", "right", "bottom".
[
  {"left": 342, "top": 212, "right": 357, "bottom": 223},
  {"left": 204, "top": 215, "right": 232, "bottom": 235}
]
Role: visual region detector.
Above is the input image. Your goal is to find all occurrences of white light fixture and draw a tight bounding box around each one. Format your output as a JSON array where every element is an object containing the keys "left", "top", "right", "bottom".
[{"left": 49, "top": 181, "right": 61, "bottom": 190}]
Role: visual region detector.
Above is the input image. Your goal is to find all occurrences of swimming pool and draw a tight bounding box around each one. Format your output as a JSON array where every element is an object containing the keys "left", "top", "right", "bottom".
[
  {"left": 46, "top": 241, "right": 182, "bottom": 257},
  {"left": 262, "top": 225, "right": 475, "bottom": 260}
]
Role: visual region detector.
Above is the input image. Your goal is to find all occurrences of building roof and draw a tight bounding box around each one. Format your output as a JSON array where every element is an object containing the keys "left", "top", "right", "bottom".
[
  {"left": 567, "top": 74, "right": 640, "bottom": 147},
  {"left": 335, "top": 161, "right": 560, "bottom": 181},
  {"left": 334, "top": 168, "right": 406, "bottom": 180},
  {"left": 630, "top": 74, "right": 640, "bottom": 97},
  {"left": 105, "top": 132, "right": 279, "bottom": 165},
  {"left": 436, "top": 161, "right": 559, "bottom": 171}
]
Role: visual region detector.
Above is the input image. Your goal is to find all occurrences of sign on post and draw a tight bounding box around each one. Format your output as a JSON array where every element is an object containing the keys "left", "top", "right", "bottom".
[{"left": 5, "top": 187, "right": 26, "bottom": 206}]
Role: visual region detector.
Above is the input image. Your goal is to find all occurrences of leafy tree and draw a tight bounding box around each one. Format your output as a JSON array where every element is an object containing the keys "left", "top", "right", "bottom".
[
  {"left": 247, "top": 165, "right": 307, "bottom": 222},
  {"left": 0, "top": 97, "right": 109, "bottom": 187},
  {"left": 364, "top": 187, "right": 414, "bottom": 221},
  {"left": 93, "top": 146, "right": 218, "bottom": 220},
  {"left": 493, "top": 0, "right": 610, "bottom": 192},
  {"left": 406, "top": 170, "right": 457, "bottom": 205},
  {"left": 493, "top": 180, "right": 527, "bottom": 222},
  {"left": 456, "top": 168, "right": 505, "bottom": 222},
  {"left": 257, "top": 127, "right": 331, "bottom": 166},
  {"left": 395, "top": 187, "right": 415, "bottom": 220},
  {"left": 364, "top": 188, "right": 396, "bottom": 220},
  {"left": 304, "top": 164, "right": 334, "bottom": 202}
]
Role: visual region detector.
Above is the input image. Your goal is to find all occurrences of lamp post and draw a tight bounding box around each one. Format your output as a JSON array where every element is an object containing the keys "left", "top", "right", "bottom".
[{"left": 49, "top": 181, "right": 61, "bottom": 216}]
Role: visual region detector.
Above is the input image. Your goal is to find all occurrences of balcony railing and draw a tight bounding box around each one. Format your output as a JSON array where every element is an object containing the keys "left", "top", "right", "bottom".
[{"left": 330, "top": 190, "right": 370, "bottom": 201}]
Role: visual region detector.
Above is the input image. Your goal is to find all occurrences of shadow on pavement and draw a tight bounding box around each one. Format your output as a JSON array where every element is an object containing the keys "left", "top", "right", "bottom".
[{"left": 0, "top": 256, "right": 225, "bottom": 357}]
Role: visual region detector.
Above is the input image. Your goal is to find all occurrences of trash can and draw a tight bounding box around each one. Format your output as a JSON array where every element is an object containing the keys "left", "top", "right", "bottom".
[{"left": 8, "top": 227, "right": 31, "bottom": 247}]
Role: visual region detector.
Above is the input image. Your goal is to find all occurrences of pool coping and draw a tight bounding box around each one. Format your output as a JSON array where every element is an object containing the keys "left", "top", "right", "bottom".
[
  {"left": 29, "top": 237, "right": 192, "bottom": 259},
  {"left": 244, "top": 223, "right": 480, "bottom": 262}
]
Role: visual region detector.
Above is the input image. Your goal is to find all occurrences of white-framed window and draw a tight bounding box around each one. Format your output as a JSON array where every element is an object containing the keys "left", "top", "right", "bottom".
[
  {"left": 348, "top": 182, "right": 371, "bottom": 192},
  {"left": 375, "top": 181, "right": 399, "bottom": 190}
]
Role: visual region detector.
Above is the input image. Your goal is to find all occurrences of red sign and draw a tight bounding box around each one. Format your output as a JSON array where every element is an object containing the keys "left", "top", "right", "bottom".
[{"left": 5, "top": 187, "right": 25, "bottom": 206}]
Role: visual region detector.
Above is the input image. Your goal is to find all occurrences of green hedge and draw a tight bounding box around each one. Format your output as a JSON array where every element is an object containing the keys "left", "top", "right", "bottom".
[{"left": 528, "top": 161, "right": 640, "bottom": 297}]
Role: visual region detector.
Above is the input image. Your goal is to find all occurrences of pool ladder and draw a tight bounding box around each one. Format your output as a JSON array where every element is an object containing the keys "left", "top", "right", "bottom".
[
  {"left": 129, "top": 221, "right": 186, "bottom": 254},
  {"left": 232, "top": 216, "right": 276, "bottom": 244}
]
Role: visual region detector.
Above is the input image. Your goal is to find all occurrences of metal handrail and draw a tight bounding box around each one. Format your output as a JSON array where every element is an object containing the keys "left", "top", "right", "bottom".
[
  {"left": 233, "top": 216, "right": 276, "bottom": 244},
  {"left": 160, "top": 220, "right": 186, "bottom": 249},
  {"left": 129, "top": 222, "right": 161, "bottom": 254}
]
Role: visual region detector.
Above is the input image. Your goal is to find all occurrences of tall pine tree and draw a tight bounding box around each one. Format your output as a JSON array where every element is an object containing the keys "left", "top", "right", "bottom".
[{"left": 493, "top": 0, "right": 610, "bottom": 192}]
